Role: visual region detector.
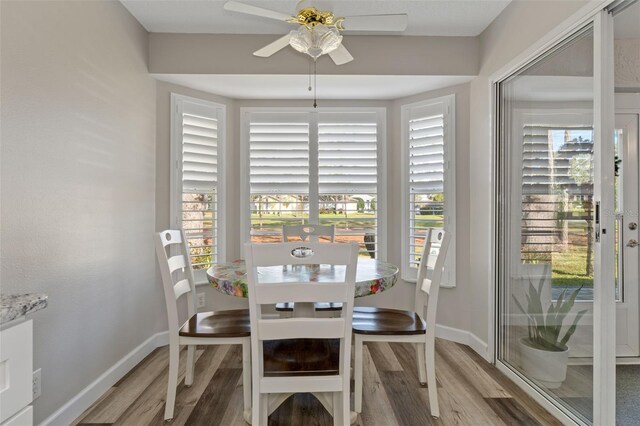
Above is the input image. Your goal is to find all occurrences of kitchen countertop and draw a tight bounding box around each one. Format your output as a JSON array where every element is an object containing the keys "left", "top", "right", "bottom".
[{"left": 0, "top": 293, "right": 48, "bottom": 325}]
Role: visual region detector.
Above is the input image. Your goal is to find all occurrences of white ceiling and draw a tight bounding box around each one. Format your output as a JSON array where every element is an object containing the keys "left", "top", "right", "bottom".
[
  {"left": 153, "top": 74, "right": 475, "bottom": 99},
  {"left": 121, "top": 0, "right": 511, "bottom": 36}
]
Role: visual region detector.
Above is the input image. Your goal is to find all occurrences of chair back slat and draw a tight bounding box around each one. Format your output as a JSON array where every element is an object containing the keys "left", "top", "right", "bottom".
[
  {"left": 247, "top": 241, "right": 354, "bottom": 268},
  {"left": 282, "top": 224, "right": 335, "bottom": 243},
  {"left": 173, "top": 278, "right": 192, "bottom": 300},
  {"left": 421, "top": 277, "right": 434, "bottom": 296},
  {"left": 158, "top": 229, "right": 183, "bottom": 247},
  {"left": 258, "top": 318, "right": 346, "bottom": 340},
  {"left": 414, "top": 229, "right": 451, "bottom": 327},
  {"left": 253, "top": 283, "right": 351, "bottom": 305},
  {"left": 168, "top": 255, "right": 187, "bottom": 274},
  {"left": 155, "top": 229, "right": 197, "bottom": 337}
]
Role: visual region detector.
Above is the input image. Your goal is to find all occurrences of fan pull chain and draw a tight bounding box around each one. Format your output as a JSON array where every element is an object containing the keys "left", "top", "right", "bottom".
[
  {"left": 313, "top": 60, "right": 317, "bottom": 109},
  {"left": 308, "top": 59, "right": 312, "bottom": 92}
]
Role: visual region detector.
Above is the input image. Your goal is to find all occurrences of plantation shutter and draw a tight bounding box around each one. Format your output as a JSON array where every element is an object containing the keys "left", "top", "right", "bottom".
[
  {"left": 178, "top": 100, "right": 222, "bottom": 269},
  {"left": 406, "top": 102, "right": 455, "bottom": 285},
  {"left": 317, "top": 112, "right": 378, "bottom": 194},
  {"left": 182, "top": 102, "right": 219, "bottom": 193},
  {"left": 249, "top": 112, "right": 310, "bottom": 194},
  {"left": 408, "top": 104, "right": 445, "bottom": 195},
  {"left": 520, "top": 125, "right": 593, "bottom": 263}
]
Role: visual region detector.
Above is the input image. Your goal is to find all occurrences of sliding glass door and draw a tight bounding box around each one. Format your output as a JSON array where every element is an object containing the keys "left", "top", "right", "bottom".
[{"left": 496, "top": 10, "right": 615, "bottom": 425}]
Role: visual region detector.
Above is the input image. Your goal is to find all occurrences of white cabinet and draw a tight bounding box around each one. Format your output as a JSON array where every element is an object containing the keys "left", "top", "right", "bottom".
[
  {"left": 0, "top": 320, "right": 33, "bottom": 425},
  {"left": 1, "top": 406, "right": 33, "bottom": 426}
]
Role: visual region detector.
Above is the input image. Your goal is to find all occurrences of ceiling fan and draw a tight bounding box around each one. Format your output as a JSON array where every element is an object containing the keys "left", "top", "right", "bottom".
[{"left": 223, "top": 1, "right": 408, "bottom": 65}]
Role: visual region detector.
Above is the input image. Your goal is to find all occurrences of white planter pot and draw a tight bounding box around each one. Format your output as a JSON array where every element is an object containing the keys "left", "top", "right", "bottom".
[{"left": 518, "top": 337, "right": 569, "bottom": 389}]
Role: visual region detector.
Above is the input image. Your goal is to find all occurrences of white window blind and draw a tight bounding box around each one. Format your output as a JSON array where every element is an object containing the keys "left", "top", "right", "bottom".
[
  {"left": 249, "top": 113, "right": 310, "bottom": 195},
  {"left": 249, "top": 112, "right": 310, "bottom": 243},
  {"left": 318, "top": 112, "right": 378, "bottom": 194},
  {"left": 172, "top": 96, "right": 224, "bottom": 271},
  {"left": 244, "top": 109, "right": 385, "bottom": 257},
  {"left": 520, "top": 125, "right": 594, "bottom": 264},
  {"left": 402, "top": 96, "right": 455, "bottom": 286},
  {"left": 318, "top": 112, "right": 379, "bottom": 256}
]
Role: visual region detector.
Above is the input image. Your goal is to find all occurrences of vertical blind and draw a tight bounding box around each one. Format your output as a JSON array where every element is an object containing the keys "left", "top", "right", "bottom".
[{"left": 179, "top": 100, "right": 222, "bottom": 269}]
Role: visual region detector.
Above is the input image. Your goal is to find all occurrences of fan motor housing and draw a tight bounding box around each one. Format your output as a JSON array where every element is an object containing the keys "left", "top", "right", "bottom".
[{"left": 291, "top": 7, "right": 344, "bottom": 29}]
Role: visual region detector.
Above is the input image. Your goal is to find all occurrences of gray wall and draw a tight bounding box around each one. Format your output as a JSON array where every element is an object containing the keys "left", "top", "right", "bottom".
[
  {"left": 0, "top": 1, "right": 161, "bottom": 423},
  {"left": 149, "top": 33, "right": 480, "bottom": 76}
]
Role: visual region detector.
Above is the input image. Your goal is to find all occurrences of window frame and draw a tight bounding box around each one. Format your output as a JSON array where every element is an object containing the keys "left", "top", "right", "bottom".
[
  {"left": 240, "top": 106, "right": 387, "bottom": 261},
  {"left": 401, "top": 94, "right": 456, "bottom": 286},
  {"left": 170, "top": 93, "right": 226, "bottom": 283}
]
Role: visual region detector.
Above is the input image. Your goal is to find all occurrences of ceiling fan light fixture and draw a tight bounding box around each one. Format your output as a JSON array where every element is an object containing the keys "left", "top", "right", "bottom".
[{"left": 289, "top": 25, "right": 342, "bottom": 60}]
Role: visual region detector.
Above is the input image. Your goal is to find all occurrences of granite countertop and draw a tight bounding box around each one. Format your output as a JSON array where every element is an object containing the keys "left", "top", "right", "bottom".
[{"left": 0, "top": 293, "right": 48, "bottom": 325}]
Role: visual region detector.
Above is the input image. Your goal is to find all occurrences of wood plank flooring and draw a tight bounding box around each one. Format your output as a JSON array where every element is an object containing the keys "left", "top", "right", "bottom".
[{"left": 74, "top": 339, "right": 561, "bottom": 425}]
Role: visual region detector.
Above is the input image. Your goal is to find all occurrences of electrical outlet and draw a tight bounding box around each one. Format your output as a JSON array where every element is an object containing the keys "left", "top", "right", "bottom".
[
  {"left": 197, "top": 292, "right": 205, "bottom": 308},
  {"left": 33, "top": 368, "right": 41, "bottom": 400}
]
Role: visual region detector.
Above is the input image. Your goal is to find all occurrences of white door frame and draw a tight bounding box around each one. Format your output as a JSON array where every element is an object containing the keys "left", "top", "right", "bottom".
[
  {"left": 592, "top": 9, "right": 616, "bottom": 423},
  {"left": 615, "top": 111, "right": 640, "bottom": 357},
  {"left": 489, "top": 3, "right": 618, "bottom": 425}
]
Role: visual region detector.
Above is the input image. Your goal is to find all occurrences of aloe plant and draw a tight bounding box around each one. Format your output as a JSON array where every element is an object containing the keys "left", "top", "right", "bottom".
[{"left": 513, "top": 276, "right": 587, "bottom": 352}]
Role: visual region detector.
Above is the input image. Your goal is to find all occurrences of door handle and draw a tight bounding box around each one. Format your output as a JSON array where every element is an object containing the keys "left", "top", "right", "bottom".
[{"left": 627, "top": 239, "right": 639, "bottom": 248}]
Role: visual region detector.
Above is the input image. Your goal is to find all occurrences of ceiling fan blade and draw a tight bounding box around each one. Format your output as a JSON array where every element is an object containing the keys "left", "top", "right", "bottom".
[
  {"left": 253, "top": 34, "right": 292, "bottom": 57},
  {"left": 224, "top": 1, "right": 292, "bottom": 22},
  {"left": 328, "top": 44, "right": 354, "bottom": 65},
  {"left": 341, "top": 14, "right": 408, "bottom": 32}
]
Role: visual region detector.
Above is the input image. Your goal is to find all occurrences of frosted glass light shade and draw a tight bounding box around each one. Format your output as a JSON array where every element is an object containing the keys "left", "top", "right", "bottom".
[{"left": 289, "top": 25, "right": 342, "bottom": 60}]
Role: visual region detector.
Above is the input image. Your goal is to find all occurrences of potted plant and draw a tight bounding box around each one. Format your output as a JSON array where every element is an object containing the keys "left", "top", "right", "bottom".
[{"left": 513, "top": 277, "right": 587, "bottom": 389}]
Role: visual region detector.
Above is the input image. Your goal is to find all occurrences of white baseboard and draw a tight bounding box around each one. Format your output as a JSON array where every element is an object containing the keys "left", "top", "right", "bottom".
[
  {"left": 40, "top": 331, "right": 169, "bottom": 426},
  {"left": 436, "top": 324, "right": 491, "bottom": 362}
]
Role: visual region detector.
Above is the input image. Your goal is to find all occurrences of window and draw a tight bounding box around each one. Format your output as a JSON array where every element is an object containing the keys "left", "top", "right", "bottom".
[
  {"left": 242, "top": 108, "right": 386, "bottom": 258},
  {"left": 171, "top": 94, "right": 225, "bottom": 278},
  {"left": 401, "top": 95, "right": 455, "bottom": 286}
]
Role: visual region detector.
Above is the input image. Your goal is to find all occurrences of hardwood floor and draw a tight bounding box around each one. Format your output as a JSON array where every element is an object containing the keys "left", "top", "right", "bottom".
[{"left": 74, "top": 339, "right": 561, "bottom": 425}]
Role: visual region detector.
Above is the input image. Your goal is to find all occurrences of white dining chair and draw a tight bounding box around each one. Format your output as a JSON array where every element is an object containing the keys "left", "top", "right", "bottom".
[
  {"left": 244, "top": 241, "right": 359, "bottom": 426},
  {"left": 352, "top": 228, "right": 451, "bottom": 418},
  {"left": 154, "top": 229, "right": 251, "bottom": 421},
  {"left": 282, "top": 224, "right": 335, "bottom": 242}
]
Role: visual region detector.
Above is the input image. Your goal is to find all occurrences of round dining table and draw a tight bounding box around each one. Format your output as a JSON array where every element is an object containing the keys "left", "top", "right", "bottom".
[{"left": 206, "top": 258, "right": 399, "bottom": 299}]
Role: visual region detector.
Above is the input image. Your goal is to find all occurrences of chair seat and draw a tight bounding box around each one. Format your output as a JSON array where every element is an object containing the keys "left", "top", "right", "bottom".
[
  {"left": 179, "top": 310, "right": 251, "bottom": 338},
  {"left": 263, "top": 338, "right": 339, "bottom": 377},
  {"left": 275, "top": 302, "right": 343, "bottom": 312},
  {"left": 352, "top": 306, "right": 426, "bottom": 335}
]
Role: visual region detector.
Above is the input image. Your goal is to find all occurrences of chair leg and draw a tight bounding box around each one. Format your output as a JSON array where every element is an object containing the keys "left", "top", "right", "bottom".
[
  {"left": 164, "top": 341, "right": 180, "bottom": 420},
  {"left": 416, "top": 342, "right": 427, "bottom": 384},
  {"left": 354, "top": 336, "right": 363, "bottom": 413},
  {"left": 260, "top": 394, "right": 269, "bottom": 426},
  {"left": 252, "top": 379, "right": 261, "bottom": 426},
  {"left": 342, "top": 386, "right": 351, "bottom": 426},
  {"left": 425, "top": 341, "right": 439, "bottom": 418},
  {"left": 185, "top": 344, "right": 196, "bottom": 386},
  {"left": 242, "top": 341, "right": 252, "bottom": 416},
  {"left": 333, "top": 391, "right": 344, "bottom": 426}
]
